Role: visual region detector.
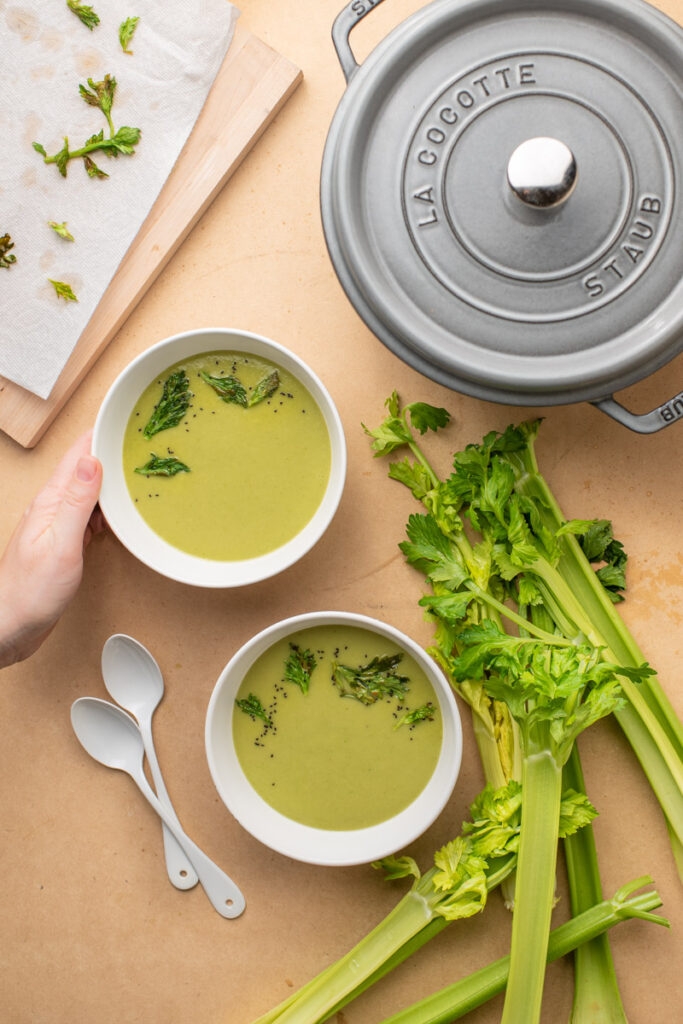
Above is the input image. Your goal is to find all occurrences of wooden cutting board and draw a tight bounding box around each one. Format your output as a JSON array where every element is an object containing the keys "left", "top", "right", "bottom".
[{"left": 0, "top": 26, "right": 302, "bottom": 449}]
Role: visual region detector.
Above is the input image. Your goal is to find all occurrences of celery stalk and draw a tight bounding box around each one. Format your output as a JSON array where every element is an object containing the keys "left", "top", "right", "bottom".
[
  {"left": 377, "top": 879, "right": 667, "bottom": 1024},
  {"left": 273, "top": 893, "right": 432, "bottom": 1024},
  {"left": 443, "top": 633, "right": 631, "bottom": 1023},
  {"left": 269, "top": 853, "right": 513, "bottom": 1024},
  {"left": 255, "top": 841, "right": 551, "bottom": 1024},
  {"left": 253, "top": 778, "right": 595, "bottom": 1024},
  {"left": 501, "top": 749, "right": 563, "bottom": 1024},
  {"left": 512, "top": 460, "right": 683, "bottom": 858},
  {"left": 469, "top": 703, "right": 519, "bottom": 909},
  {"left": 528, "top": 555, "right": 683, "bottom": 795},
  {"left": 472, "top": 710, "right": 508, "bottom": 789},
  {"left": 516, "top": 446, "right": 683, "bottom": 758},
  {"left": 271, "top": 916, "right": 461, "bottom": 1024},
  {"left": 563, "top": 745, "right": 628, "bottom": 1023}
]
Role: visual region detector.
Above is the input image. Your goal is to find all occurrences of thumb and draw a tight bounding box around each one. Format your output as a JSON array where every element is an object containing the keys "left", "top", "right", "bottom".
[{"left": 52, "top": 455, "right": 103, "bottom": 556}]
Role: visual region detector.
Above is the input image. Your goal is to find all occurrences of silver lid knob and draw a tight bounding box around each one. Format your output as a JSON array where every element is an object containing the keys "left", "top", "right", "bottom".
[{"left": 507, "top": 137, "right": 578, "bottom": 208}]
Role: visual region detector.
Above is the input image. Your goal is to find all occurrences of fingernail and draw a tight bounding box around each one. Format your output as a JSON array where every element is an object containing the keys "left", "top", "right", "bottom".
[{"left": 76, "top": 456, "right": 98, "bottom": 482}]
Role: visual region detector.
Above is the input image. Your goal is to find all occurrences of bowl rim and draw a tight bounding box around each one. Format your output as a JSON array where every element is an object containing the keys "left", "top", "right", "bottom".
[
  {"left": 205, "top": 610, "right": 463, "bottom": 866},
  {"left": 92, "top": 327, "right": 346, "bottom": 588}
]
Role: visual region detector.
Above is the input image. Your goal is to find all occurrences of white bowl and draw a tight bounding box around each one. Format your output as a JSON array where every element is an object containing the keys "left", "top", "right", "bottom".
[
  {"left": 92, "top": 327, "right": 346, "bottom": 587},
  {"left": 205, "top": 611, "right": 462, "bottom": 866}
]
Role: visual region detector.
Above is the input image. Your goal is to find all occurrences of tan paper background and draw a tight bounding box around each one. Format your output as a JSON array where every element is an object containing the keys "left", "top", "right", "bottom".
[{"left": 1, "top": 2, "right": 681, "bottom": 1022}]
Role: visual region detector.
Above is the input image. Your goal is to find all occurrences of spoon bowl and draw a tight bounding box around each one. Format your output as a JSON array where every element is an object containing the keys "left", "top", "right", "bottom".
[
  {"left": 101, "top": 634, "right": 164, "bottom": 721},
  {"left": 71, "top": 697, "right": 144, "bottom": 773}
]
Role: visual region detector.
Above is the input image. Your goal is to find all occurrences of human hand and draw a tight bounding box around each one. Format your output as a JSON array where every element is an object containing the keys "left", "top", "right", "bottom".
[{"left": 0, "top": 431, "right": 104, "bottom": 668}]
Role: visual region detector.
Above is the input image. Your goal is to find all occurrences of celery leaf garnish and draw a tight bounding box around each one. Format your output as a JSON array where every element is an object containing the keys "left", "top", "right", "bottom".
[
  {"left": 66, "top": 1, "right": 100, "bottom": 30},
  {"left": 0, "top": 234, "right": 17, "bottom": 269},
  {"left": 248, "top": 369, "right": 280, "bottom": 407},
  {"left": 119, "top": 16, "right": 140, "bottom": 54},
  {"left": 283, "top": 643, "right": 317, "bottom": 695},
  {"left": 235, "top": 693, "right": 272, "bottom": 728},
  {"left": 83, "top": 155, "right": 109, "bottom": 178},
  {"left": 48, "top": 221, "right": 75, "bottom": 242},
  {"left": 34, "top": 74, "right": 141, "bottom": 179},
  {"left": 110, "top": 125, "right": 142, "bottom": 155},
  {"left": 201, "top": 371, "right": 248, "bottom": 407},
  {"left": 332, "top": 653, "right": 409, "bottom": 704},
  {"left": 394, "top": 702, "right": 436, "bottom": 730},
  {"left": 134, "top": 454, "right": 190, "bottom": 477},
  {"left": 49, "top": 279, "right": 78, "bottom": 302},
  {"left": 143, "top": 370, "right": 192, "bottom": 438},
  {"left": 79, "top": 74, "right": 116, "bottom": 125}
]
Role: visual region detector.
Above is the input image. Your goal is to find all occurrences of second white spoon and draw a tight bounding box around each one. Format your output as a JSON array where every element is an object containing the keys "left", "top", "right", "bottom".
[
  {"left": 101, "top": 634, "right": 198, "bottom": 891},
  {"left": 71, "top": 697, "right": 245, "bottom": 919}
]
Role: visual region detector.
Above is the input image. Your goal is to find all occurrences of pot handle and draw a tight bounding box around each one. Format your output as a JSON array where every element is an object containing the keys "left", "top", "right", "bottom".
[
  {"left": 332, "top": 0, "right": 388, "bottom": 82},
  {"left": 592, "top": 392, "right": 683, "bottom": 433}
]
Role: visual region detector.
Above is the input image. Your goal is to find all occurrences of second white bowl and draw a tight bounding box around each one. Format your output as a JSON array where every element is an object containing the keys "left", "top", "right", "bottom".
[{"left": 205, "top": 611, "right": 462, "bottom": 866}]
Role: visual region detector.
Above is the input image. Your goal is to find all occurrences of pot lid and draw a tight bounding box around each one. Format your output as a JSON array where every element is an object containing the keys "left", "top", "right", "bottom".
[{"left": 321, "top": 0, "right": 683, "bottom": 405}]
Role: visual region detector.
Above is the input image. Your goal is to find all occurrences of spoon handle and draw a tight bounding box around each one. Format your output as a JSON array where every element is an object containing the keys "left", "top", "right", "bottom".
[
  {"left": 138, "top": 719, "right": 199, "bottom": 891},
  {"left": 131, "top": 767, "right": 245, "bottom": 919}
]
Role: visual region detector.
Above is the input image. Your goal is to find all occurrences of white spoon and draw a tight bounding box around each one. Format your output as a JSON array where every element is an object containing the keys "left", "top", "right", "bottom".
[
  {"left": 101, "top": 634, "right": 198, "bottom": 891},
  {"left": 71, "top": 696, "right": 245, "bottom": 919}
]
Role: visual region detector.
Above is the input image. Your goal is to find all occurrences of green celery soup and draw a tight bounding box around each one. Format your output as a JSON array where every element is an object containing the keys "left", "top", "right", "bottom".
[
  {"left": 122, "top": 351, "right": 331, "bottom": 560},
  {"left": 232, "top": 625, "right": 443, "bottom": 830}
]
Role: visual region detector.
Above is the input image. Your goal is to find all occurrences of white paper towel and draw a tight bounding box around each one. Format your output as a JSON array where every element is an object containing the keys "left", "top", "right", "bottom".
[{"left": 0, "top": 0, "right": 239, "bottom": 399}]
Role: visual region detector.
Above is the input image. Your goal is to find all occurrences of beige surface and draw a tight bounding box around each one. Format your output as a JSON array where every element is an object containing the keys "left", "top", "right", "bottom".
[
  {"left": 0, "top": 26, "right": 301, "bottom": 448},
  {"left": 1, "top": 2, "right": 682, "bottom": 1023}
]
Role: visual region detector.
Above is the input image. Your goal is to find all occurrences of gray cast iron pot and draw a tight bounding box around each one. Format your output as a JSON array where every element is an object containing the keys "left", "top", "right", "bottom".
[{"left": 321, "top": 0, "right": 683, "bottom": 432}]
